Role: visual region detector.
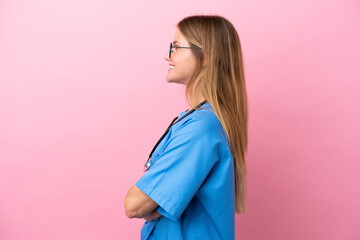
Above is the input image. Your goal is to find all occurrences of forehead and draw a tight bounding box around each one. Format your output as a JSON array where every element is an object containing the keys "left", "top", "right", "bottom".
[{"left": 173, "top": 28, "right": 188, "bottom": 45}]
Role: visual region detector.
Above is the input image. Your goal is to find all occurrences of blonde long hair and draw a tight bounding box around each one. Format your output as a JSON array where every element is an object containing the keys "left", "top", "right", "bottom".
[{"left": 178, "top": 15, "right": 248, "bottom": 213}]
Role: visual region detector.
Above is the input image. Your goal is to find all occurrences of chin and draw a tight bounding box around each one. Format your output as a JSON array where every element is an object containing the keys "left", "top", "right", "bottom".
[{"left": 166, "top": 78, "right": 186, "bottom": 85}]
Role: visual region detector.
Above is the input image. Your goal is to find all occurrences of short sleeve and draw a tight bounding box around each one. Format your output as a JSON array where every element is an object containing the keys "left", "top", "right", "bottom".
[{"left": 136, "top": 117, "right": 222, "bottom": 221}]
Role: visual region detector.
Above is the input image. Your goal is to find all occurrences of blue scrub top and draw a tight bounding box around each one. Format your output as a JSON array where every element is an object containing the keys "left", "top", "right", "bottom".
[{"left": 136, "top": 102, "right": 235, "bottom": 240}]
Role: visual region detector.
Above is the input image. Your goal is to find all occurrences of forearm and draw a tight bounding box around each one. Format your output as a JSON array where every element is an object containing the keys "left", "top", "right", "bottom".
[{"left": 143, "top": 209, "right": 163, "bottom": 221}]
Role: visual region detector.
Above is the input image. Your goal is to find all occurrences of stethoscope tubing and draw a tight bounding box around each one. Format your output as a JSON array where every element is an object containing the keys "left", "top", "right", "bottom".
[{"left": 144, "top": 100, "right": 208, "bottom": 171}]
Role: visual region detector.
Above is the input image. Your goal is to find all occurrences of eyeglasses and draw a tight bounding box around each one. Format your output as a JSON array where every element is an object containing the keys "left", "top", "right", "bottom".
[{"left": 169, "top": 42, "right": 191, "bottom": 59}]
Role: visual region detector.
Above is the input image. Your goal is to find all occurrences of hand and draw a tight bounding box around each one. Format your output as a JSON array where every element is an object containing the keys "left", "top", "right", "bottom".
[{"left": 143, "top": 209, "right": 163, "bottom": 222}]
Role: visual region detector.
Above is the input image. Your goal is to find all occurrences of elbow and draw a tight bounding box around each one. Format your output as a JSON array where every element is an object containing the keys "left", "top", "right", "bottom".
[
  {"left": 125, "top": 208, "right": 137, "bottom": 219},
  {"left": 125, "top": 207, "right": 137, "bottom": 219},
  {"left": 124, "top": 196, "right": 140, "bottom": 219}
]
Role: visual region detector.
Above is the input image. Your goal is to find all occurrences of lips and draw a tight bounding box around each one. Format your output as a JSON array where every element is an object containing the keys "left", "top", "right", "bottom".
[{"left": 168, "top": 64, "right": 175, "bottom": 71}]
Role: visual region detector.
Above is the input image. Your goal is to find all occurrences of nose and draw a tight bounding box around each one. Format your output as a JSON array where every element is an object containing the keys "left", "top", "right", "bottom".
[{"left": 164, "top": 52, "right": 170, "bottom": 61}]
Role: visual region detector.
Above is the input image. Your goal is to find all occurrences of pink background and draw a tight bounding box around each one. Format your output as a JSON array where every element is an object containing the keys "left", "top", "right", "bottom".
[{"left": 1, "top": 0, "right": 359, "bottom": 239}]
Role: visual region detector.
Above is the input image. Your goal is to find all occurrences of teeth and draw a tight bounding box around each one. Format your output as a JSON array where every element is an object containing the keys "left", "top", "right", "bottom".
[{"left": 169, "top": 65, "right": 175, "bottom": 69}]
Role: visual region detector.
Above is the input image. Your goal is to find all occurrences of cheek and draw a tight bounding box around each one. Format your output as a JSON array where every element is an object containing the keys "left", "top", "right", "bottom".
[
  {"left": 171, "top": 54, "right": 197, "bottom": 78},
  {"left": 181, "top": 54, "right": 196, "bottom": 68},
  {"left": 177, "top": 62, "right": 194, "bottom": 77},
  {"left": 184, "top": 58, "right": 197, "bottom": 75}
]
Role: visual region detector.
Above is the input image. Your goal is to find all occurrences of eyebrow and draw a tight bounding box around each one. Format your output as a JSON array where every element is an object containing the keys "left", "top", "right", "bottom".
[{"left": 172, "top": 40, "right": 181, "bottom": 45}]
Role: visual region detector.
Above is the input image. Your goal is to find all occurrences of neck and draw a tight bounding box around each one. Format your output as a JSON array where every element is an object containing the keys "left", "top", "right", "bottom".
[{"left": 189, "top": 94, "right": 206, "bottom": 109}]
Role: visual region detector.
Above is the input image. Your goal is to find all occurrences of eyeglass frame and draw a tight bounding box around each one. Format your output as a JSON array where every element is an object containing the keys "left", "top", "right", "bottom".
[{"left": 168, "top": 42, "right": 192, "bottom": 59}]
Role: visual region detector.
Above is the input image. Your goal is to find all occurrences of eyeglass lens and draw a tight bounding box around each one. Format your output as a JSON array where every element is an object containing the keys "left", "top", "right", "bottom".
[{"left": 169, "top": 42, "right": 173, "bottom": 59}]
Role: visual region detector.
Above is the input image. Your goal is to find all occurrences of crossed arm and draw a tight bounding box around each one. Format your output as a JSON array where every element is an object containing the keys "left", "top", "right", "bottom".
[{"left": 124, "top": 185, "right": 163, "bottom": 221}]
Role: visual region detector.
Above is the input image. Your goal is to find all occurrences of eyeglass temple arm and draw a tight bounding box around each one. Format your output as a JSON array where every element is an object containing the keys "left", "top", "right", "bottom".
[{"left": 172, "top": 46, "right": 191, "bottom": 49}]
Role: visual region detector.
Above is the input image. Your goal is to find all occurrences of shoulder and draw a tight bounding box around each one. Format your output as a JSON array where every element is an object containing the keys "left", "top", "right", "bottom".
[
  {"left": 168, "top": 105, "right": 232, "bottom": 158},
  {"left": 174, "top": 106, "right": 225, "bottom": 140},
  {"left": 192, "top": 107, "right": 222, "bottom": 131}
]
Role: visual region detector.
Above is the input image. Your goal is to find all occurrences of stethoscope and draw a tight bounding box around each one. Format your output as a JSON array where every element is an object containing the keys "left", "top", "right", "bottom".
[{"left": 143, "top": 100, "right": 208, "bottom": 172}]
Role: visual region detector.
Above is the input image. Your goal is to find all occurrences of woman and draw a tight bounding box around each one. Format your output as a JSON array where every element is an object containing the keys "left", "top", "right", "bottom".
[{"left": 125, "top": 15, "right": 248, "bottom": 240}]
